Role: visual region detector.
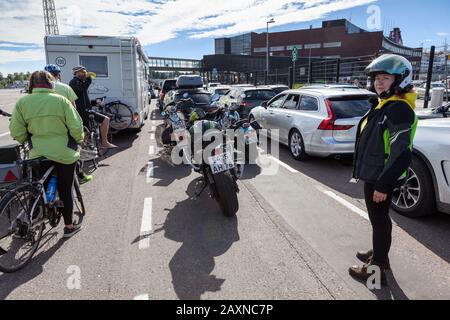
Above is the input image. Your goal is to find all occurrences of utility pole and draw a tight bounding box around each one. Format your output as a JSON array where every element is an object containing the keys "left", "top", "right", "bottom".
[
  {"left": 445, "top": 38, "right": 449, "bottom": 102},
  {"left": 42, "top": 0, "right": 59, "bottom": 35},
  {"left": 266, "top": 18, "right": 275, "bottom": 85}
]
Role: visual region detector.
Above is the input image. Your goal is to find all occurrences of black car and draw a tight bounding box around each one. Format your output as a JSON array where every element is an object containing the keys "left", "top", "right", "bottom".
[
  {"left": 222, "top": 87, "right": 277, "bottom": 118},
  {"left": 164, "top": 75, "right": 212, "bottom": 113},
  {"left": 159, "top": 79, "right": 177, "bottom": 111}
]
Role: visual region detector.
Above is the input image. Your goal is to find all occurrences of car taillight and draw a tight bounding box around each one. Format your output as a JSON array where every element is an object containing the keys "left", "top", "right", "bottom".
[
  {"left": 160, "top": 92, "right": 165, "bottom": 100},
  {"left": 133, "top": 112, "right": 139, "bottom": 124},
  {"left": 318, "top": 99, "right": 354, "bottom": 131},
  {"left": 240, "top": 101, "right": 252, "bottom": 108}
]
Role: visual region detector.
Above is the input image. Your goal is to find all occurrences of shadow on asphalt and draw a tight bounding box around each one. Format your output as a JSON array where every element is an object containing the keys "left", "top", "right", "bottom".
[
  {"left": 0, "top": 230, "right": 65, "bottom": 299},
  {"left": 274, "top": 142, "right": 450, "bottom": 265},
  {"left": 163, "top": 177, "right": 240, "bottom": 300}
]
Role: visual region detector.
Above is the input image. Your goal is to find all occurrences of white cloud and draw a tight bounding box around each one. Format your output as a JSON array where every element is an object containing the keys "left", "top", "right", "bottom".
[
  {"left": 1, "top": 0, "right": 378, "bottom": 47},
  {"left": 0, "top": 49, "right": 45, "bottom": 64},
  {"left": 437, "top": 32, "right": 448, "bottom": 37}
]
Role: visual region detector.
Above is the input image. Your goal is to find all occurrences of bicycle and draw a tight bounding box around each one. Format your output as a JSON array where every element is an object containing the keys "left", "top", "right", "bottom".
[
  {"left": 0, "top": 157, "right": 86, "bottom": 273},
  {"left": 92, "top": 96, "right": 134, "bottom": 132},
  {"left": 0, "top": 109, "right": 86, "bottom": 273},
  {"left": 80, "top": 111, "right": 111, "bottom": 174}
]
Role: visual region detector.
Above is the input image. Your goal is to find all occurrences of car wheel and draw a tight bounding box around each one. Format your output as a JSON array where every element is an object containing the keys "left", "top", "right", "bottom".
[
  {"left": 391, "top": 156, "right": 436, "bottom": 218},
  {"left": 289, "top": 129, "right": 308, "bottom": 161}
]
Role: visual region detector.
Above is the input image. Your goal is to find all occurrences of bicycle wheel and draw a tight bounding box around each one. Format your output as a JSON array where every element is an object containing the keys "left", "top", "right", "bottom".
[
  {"left": 105, "top": 102, "right": 133, "bottom": 131},
  {"left": 0, "top": 185, "right": 45, "bottom": 273},
  {"left": 72, "top": 178, "right": 86, "bottom": 225}
]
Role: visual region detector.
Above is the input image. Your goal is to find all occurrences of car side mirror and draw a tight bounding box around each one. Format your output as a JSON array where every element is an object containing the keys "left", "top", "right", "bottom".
[{"left": 262, "top": 101, "right": 268, "bottom": 108}]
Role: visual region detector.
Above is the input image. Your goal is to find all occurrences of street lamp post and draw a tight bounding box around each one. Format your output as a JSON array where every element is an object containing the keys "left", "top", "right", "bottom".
[{"left": 266, "top": 18, "right": 275, "bottom": 85}]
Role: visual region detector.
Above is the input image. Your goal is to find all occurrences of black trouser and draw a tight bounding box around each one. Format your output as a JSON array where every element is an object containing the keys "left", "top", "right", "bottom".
[
  {"left": 364, "top": 183, "right": 394, "bottom": 263},
  {"left": 41, "top": 161, "right": 76, "bottom": 226}
]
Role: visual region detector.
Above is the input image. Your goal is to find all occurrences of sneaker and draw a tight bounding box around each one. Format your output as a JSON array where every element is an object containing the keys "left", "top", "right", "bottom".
[
  {"left": 79, "top": 174, "right": 93, "bottom": 185},
  {"left": 63, "top": 225, "right": 82, "bottom": 239}
]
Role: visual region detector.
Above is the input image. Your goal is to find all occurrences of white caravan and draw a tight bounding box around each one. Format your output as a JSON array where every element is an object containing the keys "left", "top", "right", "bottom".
[{"left": 45, "top": 35, "right": 150, "bottom": 129}]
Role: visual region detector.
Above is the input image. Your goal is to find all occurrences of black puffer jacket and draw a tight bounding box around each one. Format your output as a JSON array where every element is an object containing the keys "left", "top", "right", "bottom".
[{"left": 69, "top": 76, "right": 92, "bottom": 121}]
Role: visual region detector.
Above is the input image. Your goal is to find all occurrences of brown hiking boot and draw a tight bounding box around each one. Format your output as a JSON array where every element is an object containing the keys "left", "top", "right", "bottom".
[
  {"left": 349, "top": 259, "right": 388, "bottom": 286},
  {"left": 356, "top": 249, "right": 391, "bottom": 270}
]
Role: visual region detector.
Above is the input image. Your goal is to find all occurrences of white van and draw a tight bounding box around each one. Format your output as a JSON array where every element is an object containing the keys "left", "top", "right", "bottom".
[{"left": 45, "top": 35, "right": 150, "bottom": 129}]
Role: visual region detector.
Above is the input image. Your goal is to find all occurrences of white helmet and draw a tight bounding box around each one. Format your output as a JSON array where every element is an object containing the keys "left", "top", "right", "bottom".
[{"left": 365, "top": 54, "right": 413, "bottom": 96}]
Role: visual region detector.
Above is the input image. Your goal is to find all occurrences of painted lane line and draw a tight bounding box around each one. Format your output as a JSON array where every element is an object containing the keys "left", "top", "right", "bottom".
[
  {"left": 149, "top": 145, "right": 155, "bottom": 156},
  {"left": 134, "top": 294, "right": 149, "bottom": 300},
  {"left": 146, "top": 161, "right": 154, "bottom": 184},
  {"left": 150, "top": 133, "right": 155, "bottom": 140},
  {"left": 256, "top": 147, "right": 299, "bottom": 174},
  {"left": 139, "top": 198, "right": 153, "bottom": 250},
  {"left": 270, "top": 156, "right": 299, "bottom": 174},
  {"left": 0, "top": 132, "right": 10, "bottom": 138},
  {"left": 316, "top": 186, "right": 369, "bottom": 221}
]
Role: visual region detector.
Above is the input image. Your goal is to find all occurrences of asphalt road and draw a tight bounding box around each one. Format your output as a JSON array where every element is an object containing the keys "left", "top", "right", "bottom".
[{"left": 0, "top": 90, "right": 449, "bottom": 300}]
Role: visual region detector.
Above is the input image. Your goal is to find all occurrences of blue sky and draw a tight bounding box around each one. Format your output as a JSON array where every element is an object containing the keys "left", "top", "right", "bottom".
[{"left": 0, "top": 0, "right": 449, "bottom": 75}]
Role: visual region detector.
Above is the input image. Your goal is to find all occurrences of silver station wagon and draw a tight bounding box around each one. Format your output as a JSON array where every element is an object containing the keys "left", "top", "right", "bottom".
[{"left": 249, "top": 87, "right": 377, "bottom": 160}]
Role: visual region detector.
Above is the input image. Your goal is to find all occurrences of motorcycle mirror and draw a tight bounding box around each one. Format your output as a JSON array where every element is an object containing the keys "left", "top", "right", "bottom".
[{"left": 183, "top": 92, "right": 189, "bottom": 99}]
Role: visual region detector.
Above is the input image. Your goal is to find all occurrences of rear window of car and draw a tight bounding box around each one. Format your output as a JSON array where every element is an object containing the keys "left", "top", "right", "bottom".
[
  {"left": 272, "top": 87, "right": 289, "bottom": 94},
  {"left": 244, "top": 90, "right": 276, "bottom": 101},
  {"left": 215, "top": 89, "right": 230, "bottom": 96},
  {"left": 327, "top": 96, "right": 374, "bottom": 119},
  {"left": 175, "top": 93, "right": 211, "bottom": 105},
  {"left": 163, "top": 80, "right": 177, "bottom": 92}
]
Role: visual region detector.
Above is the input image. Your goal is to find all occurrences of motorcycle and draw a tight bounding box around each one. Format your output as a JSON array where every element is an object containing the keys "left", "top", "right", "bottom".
[{"left": 182, "top": 112, "right": 240, "bottom": 217}]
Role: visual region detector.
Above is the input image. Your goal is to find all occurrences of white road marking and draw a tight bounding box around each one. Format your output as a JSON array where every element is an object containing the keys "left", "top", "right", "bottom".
[
  {"left": 0, "top": 132, "right": 10, "bottom": 138},
  {"left": 269, "top": 156, "right": 299, "bottom": 174},
  {"left": 134, "top": 294, "right": 149, "bottom": 300},
  {"left": 316, "top": 186, "right": 369, "bottom": 221},
  {"left": 146, "top": 161, "right": 154, "bottom": 184},
  {"left": 256, "top": 147, "right": 299, "bottom": 174},
  {"left": 150, "top": 133, "right": 155, "bottom": 140},
  {"left": 149, "top": 145, "right": 155, "bottom": 156},
  {"left": 139, "top": 198, "right": 153, "bottom": 250},
  {"left": 151, "top": 126, "right": 156, "bottom": 132}
]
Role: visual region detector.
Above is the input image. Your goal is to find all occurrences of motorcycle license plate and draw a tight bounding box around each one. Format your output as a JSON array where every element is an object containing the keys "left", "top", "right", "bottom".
[{"left": 208, "top": 150, "right": 234, "bottom": 174}]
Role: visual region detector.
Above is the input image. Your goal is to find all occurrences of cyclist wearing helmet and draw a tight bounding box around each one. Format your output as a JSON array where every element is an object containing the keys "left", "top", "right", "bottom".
[
  {"left": 349, "top": 54, "right": 419, "bottom": 285},
  {"left": 69, "top": 65, "right": 117, "bottom": 149},
  {"left": 44, "top": 64, "right": 77, "bottom": 107},
  {"left": 45, "top": 64, "right": 93, "bottom": 185},
  {"left": 10, "top": 71, "right": 84, "bottom": 238}
]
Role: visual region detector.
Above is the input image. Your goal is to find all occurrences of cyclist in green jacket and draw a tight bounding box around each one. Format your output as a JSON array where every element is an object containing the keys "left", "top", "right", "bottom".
[
  {"left": 10, "top": 71, "right": 84, "bottom": 238},
  {"left": 349, "top": 54, "right": 419, "bottom": 285},
  {"left": 44, "top": 64, "right": 93, "bottom": 185}
]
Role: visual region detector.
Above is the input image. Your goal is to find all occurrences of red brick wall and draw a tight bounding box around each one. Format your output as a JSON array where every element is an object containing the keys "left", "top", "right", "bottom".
[{"left": 251, "top": 26, "right": 384, "bottom": 58}]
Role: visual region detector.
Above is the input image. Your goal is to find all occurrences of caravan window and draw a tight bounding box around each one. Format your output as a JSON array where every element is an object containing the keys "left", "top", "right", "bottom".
[{"left": 79, "top": 55, "right": 109, "bottom": 78}]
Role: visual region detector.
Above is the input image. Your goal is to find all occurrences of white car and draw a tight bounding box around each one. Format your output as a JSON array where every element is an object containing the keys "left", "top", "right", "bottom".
[
  {"left": 416, "top": 82, "right": 449, "bottom": 99},
  {"left": 391, "top": 114, "right": 450, "bottom": 218}
]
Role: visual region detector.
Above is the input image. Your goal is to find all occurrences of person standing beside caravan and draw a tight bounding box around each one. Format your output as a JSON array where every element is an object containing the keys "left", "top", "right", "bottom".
[
  {"left": 69, "top": 65, "right": 117, "bottom": 149},
  {"left": 45, "top": 64, "right": 93, "bottom": 185}
]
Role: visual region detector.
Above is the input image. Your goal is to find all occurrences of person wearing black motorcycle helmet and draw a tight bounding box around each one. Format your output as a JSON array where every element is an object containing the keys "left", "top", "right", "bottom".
[{"left": 349, "top": 54, "right": 419, "bottom": 286}]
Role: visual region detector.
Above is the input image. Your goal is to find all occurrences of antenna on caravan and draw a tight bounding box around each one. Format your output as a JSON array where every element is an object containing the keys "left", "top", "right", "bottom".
[{"left": 42, "top": 0, "right": 59, "bottom": 35}]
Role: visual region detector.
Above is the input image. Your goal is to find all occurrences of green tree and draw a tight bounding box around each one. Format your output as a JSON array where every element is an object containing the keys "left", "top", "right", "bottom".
[{"left": 7, "top": 74, "right": 14, "bottom": 84}]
